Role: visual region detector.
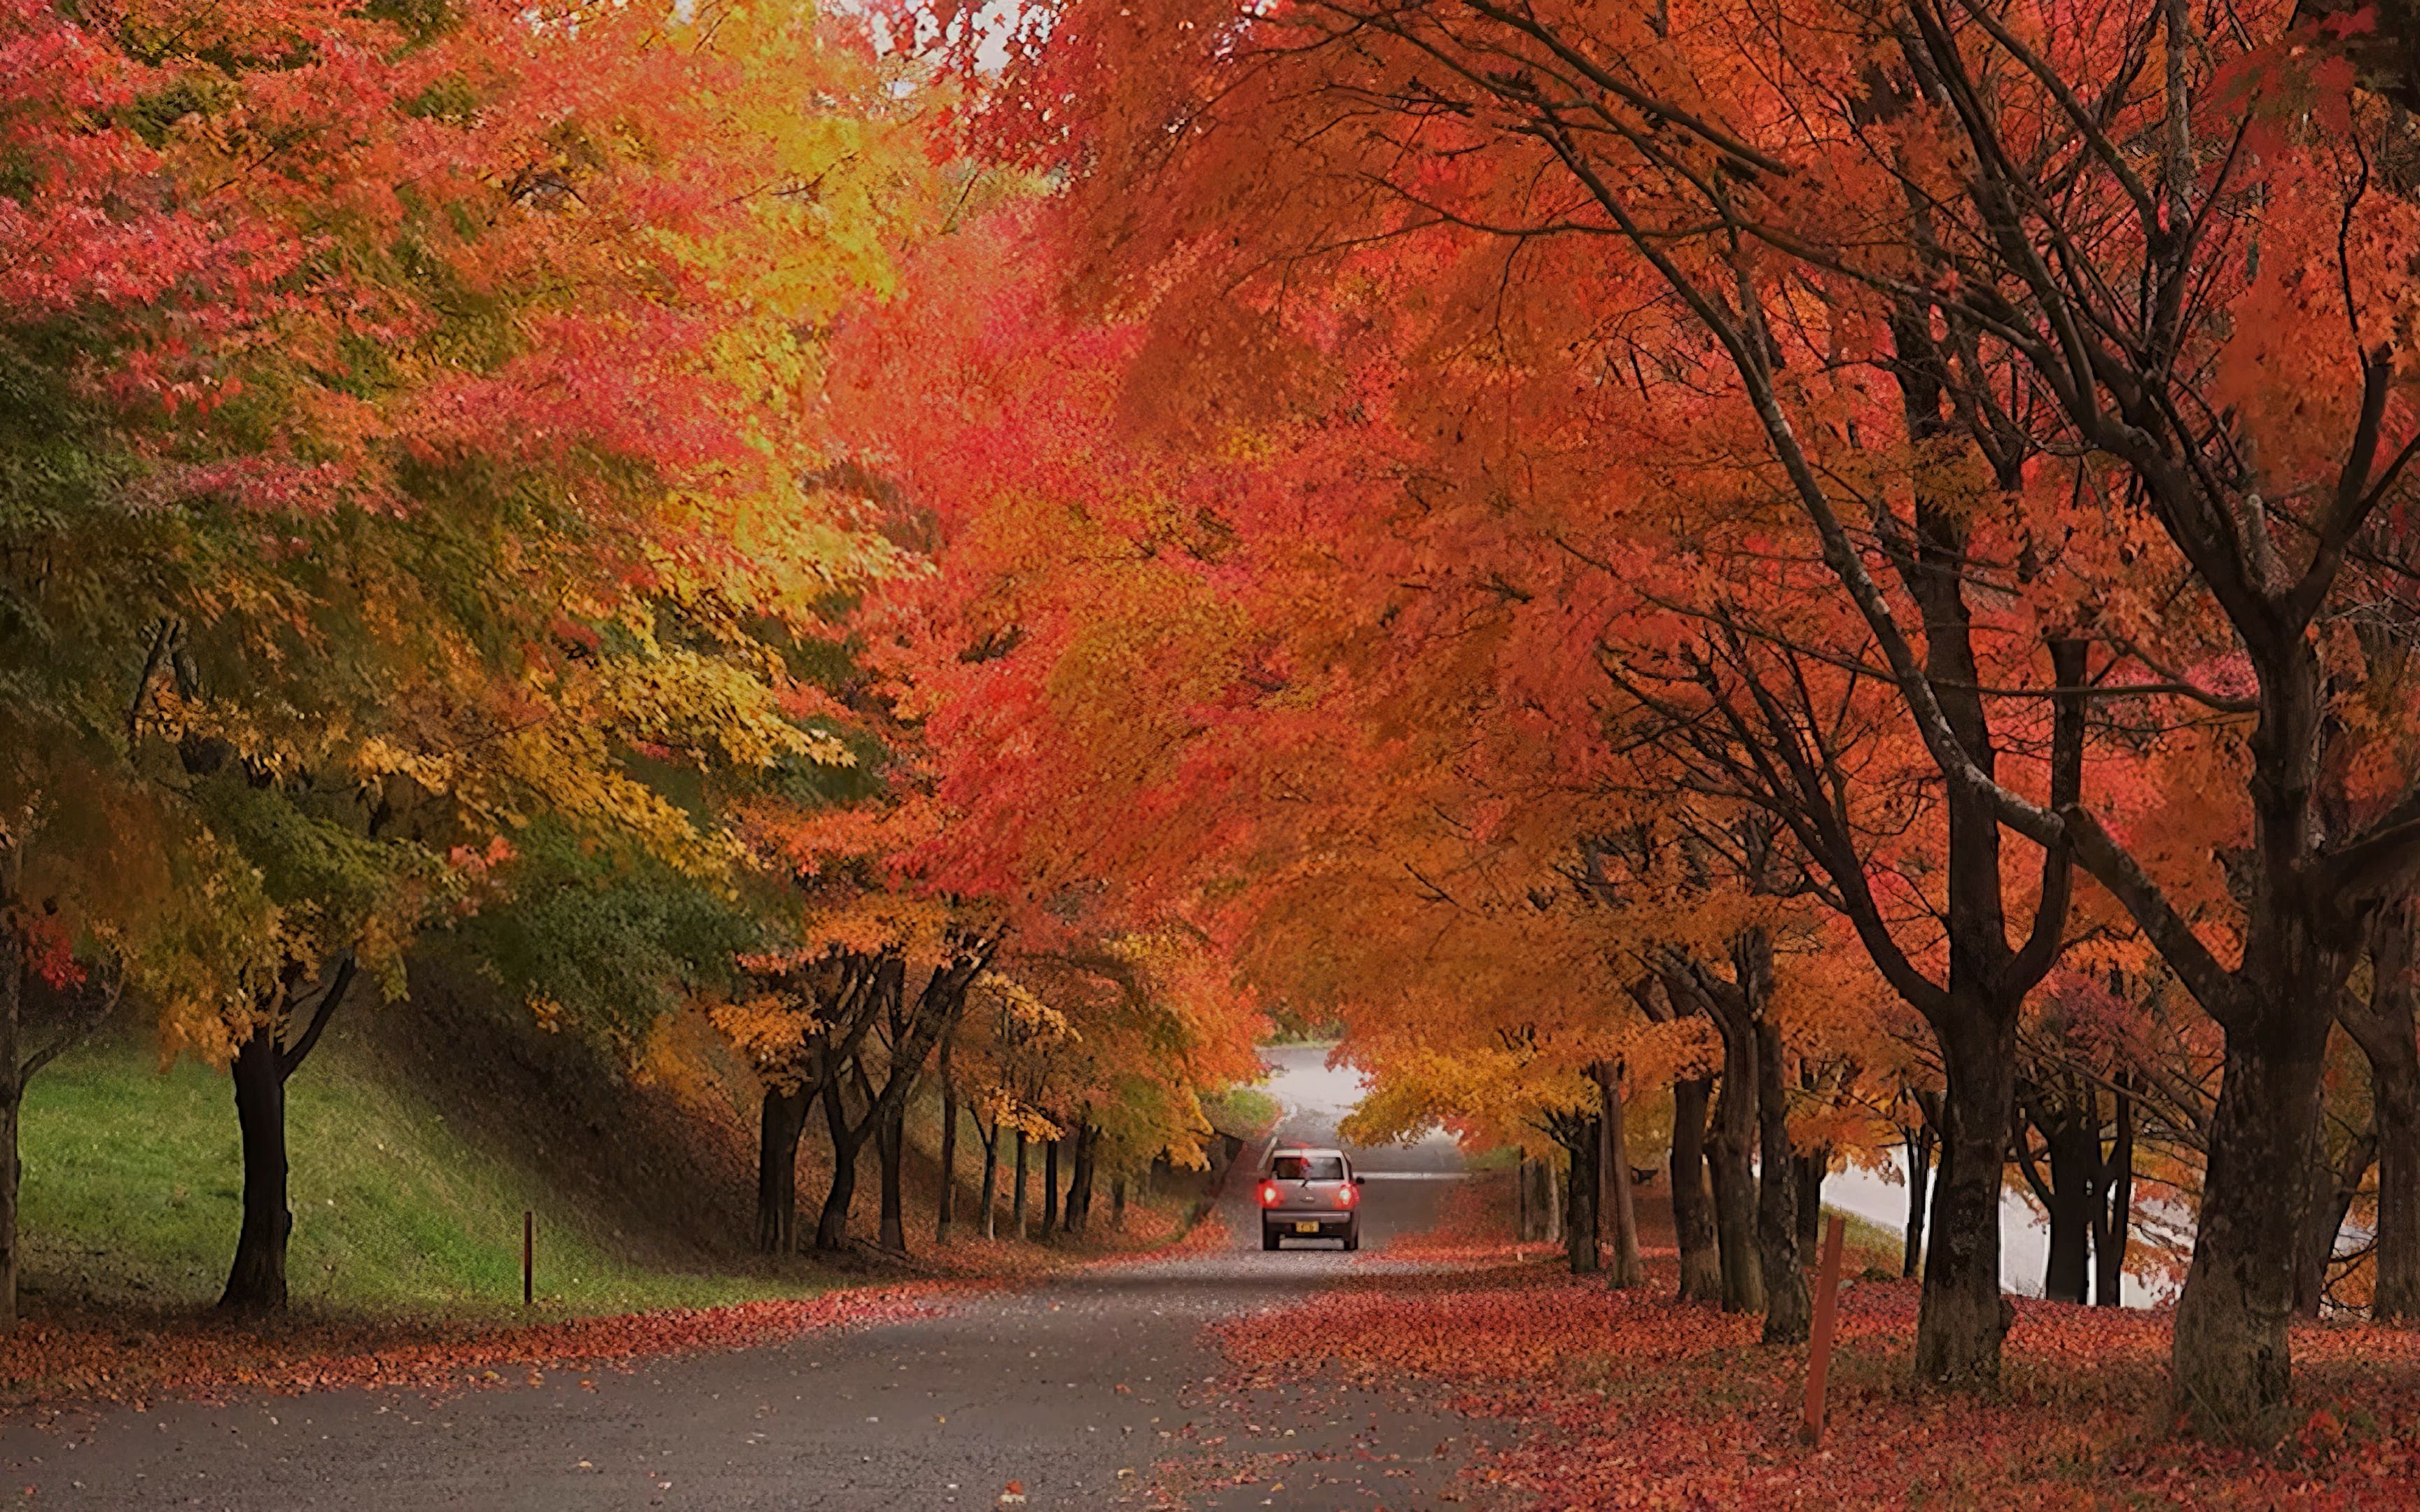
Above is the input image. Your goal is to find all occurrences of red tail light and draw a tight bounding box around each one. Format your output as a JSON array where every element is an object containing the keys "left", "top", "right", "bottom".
[
  {"left": 1337, "top": 1183, "right": 1358, "bottom": 1208},
  {"left": 1259, "top": 1182, "right": 1280, "bottom": 1207}
]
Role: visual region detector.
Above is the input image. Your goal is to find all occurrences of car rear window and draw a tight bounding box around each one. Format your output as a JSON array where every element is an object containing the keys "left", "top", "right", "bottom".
[{"left": 1272, "top": 1154, "right": 1345, "bottom": 1180}]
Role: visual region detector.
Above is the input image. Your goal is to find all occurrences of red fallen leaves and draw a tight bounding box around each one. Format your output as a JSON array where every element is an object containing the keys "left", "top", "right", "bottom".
[
  {"left": 0, "top": 1284, "right": 957, "bottom": 1412},
  {"left": 1216, "top": 1261, "right": 2420, "bottom": 1509}
]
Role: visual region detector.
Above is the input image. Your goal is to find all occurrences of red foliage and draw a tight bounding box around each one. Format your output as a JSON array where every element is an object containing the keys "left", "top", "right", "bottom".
[
  {"left": 0, "top": 1284, "right": 959, "bottom": 1413},
  {"left": 1216, "top": 1262, "right": 2420, "bottom": 1509}
]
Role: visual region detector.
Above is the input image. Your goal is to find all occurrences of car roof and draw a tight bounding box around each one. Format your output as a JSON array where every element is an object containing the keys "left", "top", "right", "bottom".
[{"left": 1270, "top": 1145, "right": 1347, "bottom": 1159}]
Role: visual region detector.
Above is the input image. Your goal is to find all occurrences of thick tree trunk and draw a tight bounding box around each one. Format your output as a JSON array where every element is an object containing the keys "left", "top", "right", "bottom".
[
  {"left": 1042, "top": 1135, "right": 1062, "bottom": 1236},
  {"left": 876, "top": 1096, "right": 908, "bottom": 1254},
  {"left": 1707, "top": 1037, "right": 1765, "bottom": 1313},
  {"left": 936, "top": 1038, "right": 957, "bottom": 1246},
  {"left": 1903, "top": 1122, "right": 1934, "bottom": 1280},
  {"left": 1755, "top": 1018, "right": 1809, "bottom": 1345},
  {"left": 1670, "top": 1077, "right": 1722, "bottom": 1303},
  {"left": 1599, "top": 1067, "right": 1643, "bottom": 1288},
  {"left": 1912, "top": 1012, "right": 2017, "bottom": 1385},
  {"left": 1012, "top": 1129, "right": 1029, "bottom": 1238},
  {"left": 2092, "top": 1087, "right": 2133, "bottom": 1307},
  {"left": 980, "top": 1133, "right": 1000, "bottom": 1241},
  {"left": 2173, "top": 1019, "right": 2333, "bottom": 1438},
  {"left": 754, "top": 1085, "right": 811, "bottom": 1253},
  {"left": 2040, "top": 1116, "right": 2099, "bottom": 1306},
  {"left": 221, "top": 1018, "right": 292, "bottom": 1310}
]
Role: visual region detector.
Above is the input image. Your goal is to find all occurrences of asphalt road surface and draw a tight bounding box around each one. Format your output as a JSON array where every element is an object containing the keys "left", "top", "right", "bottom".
[{"left": 0, "top": 1045, "right": 1505, "bottom": 1511}]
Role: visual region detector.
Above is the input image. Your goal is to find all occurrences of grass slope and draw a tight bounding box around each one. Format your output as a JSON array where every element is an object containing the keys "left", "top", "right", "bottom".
[{"left": 20, "top": 1029, "right": 800, "bottom": 1322}]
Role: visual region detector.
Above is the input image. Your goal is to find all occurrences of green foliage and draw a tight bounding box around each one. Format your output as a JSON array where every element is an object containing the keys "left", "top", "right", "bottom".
[{"left": 455, "top": 823, "right": 767, "bottom": 1044}]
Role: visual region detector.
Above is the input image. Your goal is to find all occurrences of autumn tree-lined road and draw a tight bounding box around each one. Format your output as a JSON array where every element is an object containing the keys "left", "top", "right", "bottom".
[{"left": 0, "top": 1046, "right": 1501, "bottom": 1511}]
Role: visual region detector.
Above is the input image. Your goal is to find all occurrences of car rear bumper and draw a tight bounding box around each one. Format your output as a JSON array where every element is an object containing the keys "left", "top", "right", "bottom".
[{"left": 1264, "top": 1214, "right": 1356, "bottom": 1236}]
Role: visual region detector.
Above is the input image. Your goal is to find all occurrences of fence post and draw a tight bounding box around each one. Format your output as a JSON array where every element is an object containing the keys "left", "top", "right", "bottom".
[{"left": 1802, "top": 1213, "right": 1846, "bottom": 1446}]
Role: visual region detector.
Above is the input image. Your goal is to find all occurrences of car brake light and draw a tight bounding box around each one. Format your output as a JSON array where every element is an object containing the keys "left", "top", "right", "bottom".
[
  {"left": 1337, "top": 1183, "right": 1358, "bottom": 1207},
  {"left": 1259, "top": 1182, "right": 1280, "bottom": 1207}
]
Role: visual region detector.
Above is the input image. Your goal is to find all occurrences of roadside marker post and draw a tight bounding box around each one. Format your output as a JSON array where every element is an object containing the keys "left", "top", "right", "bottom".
[
  {"left": 523, "top": 1210, "right": 534, "bottom": 1309},
  {"left": 1802, "top": 1213, "right": 1847, "bottom": 1447}
]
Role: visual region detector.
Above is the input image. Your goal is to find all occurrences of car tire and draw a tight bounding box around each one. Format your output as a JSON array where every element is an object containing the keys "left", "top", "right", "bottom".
[
  {"left": 1263, "top": 1228, "right": 1281, "bottom": 1252},
  {"left": 1343, "top": 1229, "right": 1359, "bottom": 1252}
]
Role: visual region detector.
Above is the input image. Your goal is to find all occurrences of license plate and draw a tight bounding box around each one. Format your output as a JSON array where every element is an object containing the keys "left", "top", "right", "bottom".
[{"left": 1295, "top": 1221, "right": 1321, "bottom": 1234}]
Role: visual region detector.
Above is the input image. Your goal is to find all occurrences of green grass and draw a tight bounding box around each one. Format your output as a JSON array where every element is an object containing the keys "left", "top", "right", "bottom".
[
  {"left": 20, "top": 1033, "right": 804, "bottom": 1322},
  {"left": 1201, "top": 1085, "right": 1281, "bottom": 1138}
]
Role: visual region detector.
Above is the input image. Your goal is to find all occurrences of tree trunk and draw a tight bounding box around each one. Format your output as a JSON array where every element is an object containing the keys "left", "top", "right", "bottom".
[
  {"left": 1563, "top": 1128, "right": 1601, "bottom": 1275},
  {"left": 2092, "top": 1086, "right": 2133, "bottom": 1307},
  {"left": 980, "top": 1131, "right": 1000, "bottom": 1241},
  {"left": 1112, "top": 1175, "right": 1128, "bottom": 1229},
  {"left": 2344, "top": 911, "right": 2420, "bottom": 1321},
  {"left": 2040, "top": 1115, "right": 2099, "bottom": 1306},
  {"left": 754, "top": 1085, "right": 811, "bottom": 1253},
  {"left": 2172, "top": 1017, "right": 2334, "bottom": 1439},
  {"left": 876, "top": 1094, "right": 908, "bottom": 1254},
  {"left": 815, "top": 1079, "right": 864, "bottom": 1252},
  {"left": 1065, "top": 1122, "right": 1096, "bottom": 1236},
  {"left": 1903, "top": 1122, "right": 1934, "bottom": 1280},
  {"left": 1042, "top": 1134, "right": 1062, "bottom": 1236},
  {"left": 221, "top": 1017, "right": 292, "bottom": 1310},
  {"left": 2372, "top": 1046, "right": 2420, "bottom": 1322},
  {"left": 1707, "top": 1032, "right": 1765, "bottom": 1313},
  {"left": 1599, "top": 1067, "right": 1644, "bottom": 1288},
  {"left": 1544, "top": 1149, "right": 1563, "bottom": 1243},
  {"left": 1912, "top": 1012, "right": 2017, "bottom": 1385},
  {"left": 1012, "top": 1128, "right": 1029, "bottom": 1238},
  {"left": 1515, "top": 1155, "right": 1534, "bottom": 1241},
  {"left": 1794, "top": 1147, "right": 1828, "bottom": 1255},
  {"left": 2292, "top": 1117, "right": 2371, "bottom": 1319},
  {"left": 1671, "top": 1077, "right": 1721, "bottom": 1303},
  {"left": 1755, "top": 1018, "right": 1809, "bottom": 1345},
  {"left": 936, "top": 1037, "right": 957, "bottom": 1246}
]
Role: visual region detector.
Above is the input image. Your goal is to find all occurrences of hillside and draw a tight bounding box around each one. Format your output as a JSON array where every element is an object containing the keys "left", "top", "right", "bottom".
[{"left": 15, "top": 956, "right": 1212, "bottom": 1329}]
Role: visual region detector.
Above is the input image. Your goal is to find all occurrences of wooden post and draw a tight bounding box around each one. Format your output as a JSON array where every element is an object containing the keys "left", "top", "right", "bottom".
[
  {"left": 1802, "top": 1213, "right": 1846, "bottom": 1446},
  {"left": 522, "top": 1209, "right": 534, "bottom": 1308}
]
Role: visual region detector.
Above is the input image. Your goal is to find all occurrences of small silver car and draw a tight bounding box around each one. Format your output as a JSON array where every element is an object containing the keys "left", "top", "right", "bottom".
[{"left": 1257, "top": 1145, "right": 1363, "bottom": 1250}]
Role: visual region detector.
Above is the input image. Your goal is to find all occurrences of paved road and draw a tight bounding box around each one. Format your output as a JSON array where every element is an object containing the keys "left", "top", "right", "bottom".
[{"left": 0, "top": 1046, "right": 1503, "bottom": 1511}]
